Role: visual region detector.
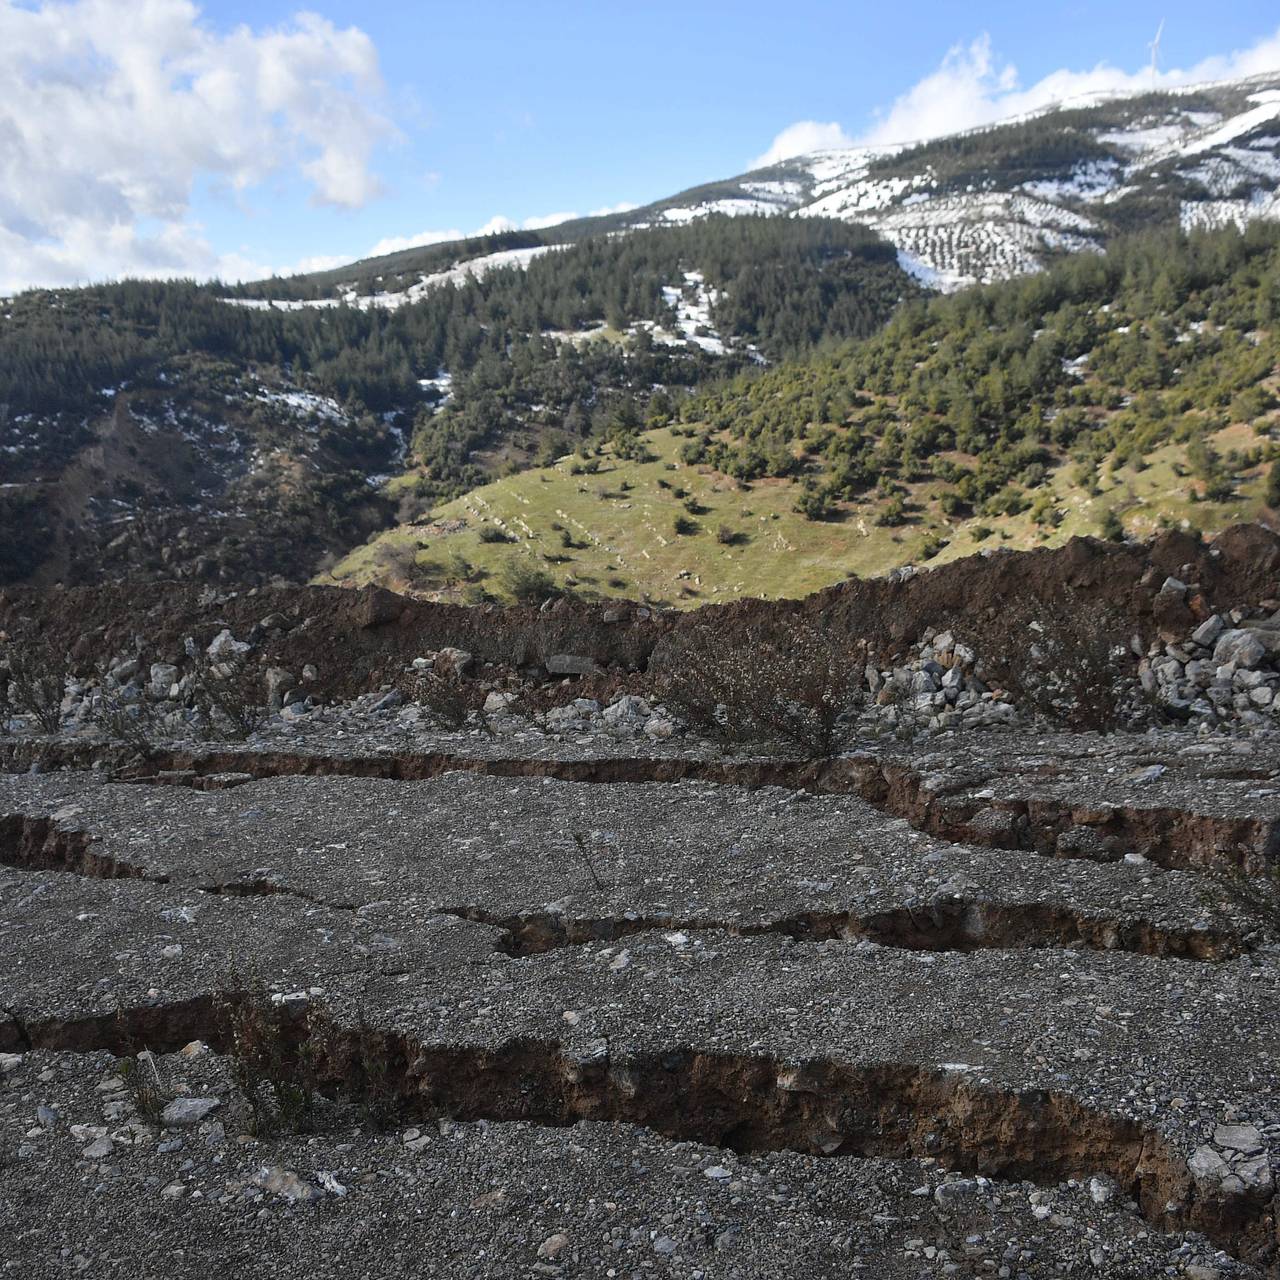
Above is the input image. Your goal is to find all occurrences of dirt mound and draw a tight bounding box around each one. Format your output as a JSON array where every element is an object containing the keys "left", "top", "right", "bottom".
[
  {"left": 674, "top": 524, "right": 1280, "bottom": 654},
  {"left": 4, "top": 525, "right": 1278, "bottom": 702}
]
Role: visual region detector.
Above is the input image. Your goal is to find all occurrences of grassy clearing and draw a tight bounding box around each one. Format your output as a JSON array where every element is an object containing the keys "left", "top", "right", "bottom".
[{"left": 323, "top": 425, "right": 1271, "bottom": 607}]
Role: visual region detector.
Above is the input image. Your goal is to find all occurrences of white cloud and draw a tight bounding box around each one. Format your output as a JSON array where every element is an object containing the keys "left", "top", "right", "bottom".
[
  {"left": 521, "top": 210, "right": 578, "bottom": 230},
  {"left": 474, "top": 215, "right": 520, "bottom": 236},
  {"left": 589, "top": 201, "right": 639, "bottom": 217},
  {"left": 365, "top": 227, "right": 467, "bottom": 258},
  {"left": 364, "top": 210, "right": 597, "bottom": 263},
  {"left": 752, "top": 121, "right": 856, "bottom": 168},
  {"left": 0, "top": 0, "right": 394, "bottom": 292},
  {"left": 754, "top": 26, "right": 1280, "bottom": 162}
]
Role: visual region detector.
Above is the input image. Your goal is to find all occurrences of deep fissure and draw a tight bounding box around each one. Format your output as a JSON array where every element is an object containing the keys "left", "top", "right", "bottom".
[
  {"left": 438, "top": 902, "right": 1244, "bottom": 962},
  {"left": 0, "top": 812, "right": 1248, "bottom": 962},
  {"left": 3, "top": 995, "right": 1274, "bottom": 1272},
  {"left": 4, "top": 737, "right": 1273, "bottom": 875}
]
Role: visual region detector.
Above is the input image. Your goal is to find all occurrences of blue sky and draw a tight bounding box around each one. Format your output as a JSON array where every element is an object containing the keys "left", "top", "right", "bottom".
[{"left": 2, "top": 0, "right": 1280, "bottom": 290}]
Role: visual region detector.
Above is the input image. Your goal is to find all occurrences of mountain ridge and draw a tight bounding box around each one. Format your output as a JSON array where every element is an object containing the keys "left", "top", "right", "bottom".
[{"left": 237, "top": 70, "right": 1280, "bottom": 304}]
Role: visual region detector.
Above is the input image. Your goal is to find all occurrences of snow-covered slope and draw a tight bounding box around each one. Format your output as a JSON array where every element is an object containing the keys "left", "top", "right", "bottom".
[
  {"left": 613, "top": 73, "right": 1280, "bottom": 291},
  {"left": 235, "top": 73, "right": 1280, "bottom": 307}
]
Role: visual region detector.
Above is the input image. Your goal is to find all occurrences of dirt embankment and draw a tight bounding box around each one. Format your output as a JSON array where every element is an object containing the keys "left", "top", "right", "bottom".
[{"left": 3, "top": 525, "right": 1278, "bottom": 700}]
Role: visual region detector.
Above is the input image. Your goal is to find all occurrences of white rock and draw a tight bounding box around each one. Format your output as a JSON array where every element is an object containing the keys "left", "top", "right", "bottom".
[
  {"left": 207, "top": 629, "right": 250, "bottom": 661},
  {"left": 253, "top": 1165, "right": 325, "bottom": 1203},
  {"left": 160, "top": 1097, "right": 221, "bottom": 1128}
]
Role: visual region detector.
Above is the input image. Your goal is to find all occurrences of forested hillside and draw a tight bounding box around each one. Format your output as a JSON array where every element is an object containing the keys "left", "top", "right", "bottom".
[
  {"left": 339, "top": 222, "right": 1280, "bottom": 606},
  {"left": 0, "top": 217, "right": 912, "bottom": 586},
  {"left": 6, "top": 67, "right": 1280, "bottom": 593},
  {"left": 682, "top": 222, "right": 1280, "bottom": 524}
]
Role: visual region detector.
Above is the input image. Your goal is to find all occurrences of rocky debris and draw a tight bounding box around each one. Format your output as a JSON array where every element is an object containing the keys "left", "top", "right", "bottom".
[
  {"left": 1141, "top": 597, "right": 1280, "bottom": 728},
  {"left": 862, "top": 627, "right": 1017, "bottom": 732},
  {"left": 1189, "top": 1124, "right": 1275, "bottom": 1199}
]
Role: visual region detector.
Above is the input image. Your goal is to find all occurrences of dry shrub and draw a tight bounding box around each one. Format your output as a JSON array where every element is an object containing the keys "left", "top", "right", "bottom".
[
  {"left": 400, "top": 669, "right": 480, "bottom": 729},
  {"left": 90, "top": 665, "right": 163, "bottom": 756},
  {"left": 397, "top": 667, "right": 524, "bottom": 737},
  {"left": 654, "top": 619, "right": 866, "bottom": 756},
  {"left": 218, "top": 987, "right": 322, "bottom": 1136},
  {"left": 189, "top": 651, "right": 269, "bottom": 740},
  {"left": 1, "top": 636, "right": 68, "bottom": 733},
  {"left": 982, "top": 589, "right": 1137, "bottom": 732}
]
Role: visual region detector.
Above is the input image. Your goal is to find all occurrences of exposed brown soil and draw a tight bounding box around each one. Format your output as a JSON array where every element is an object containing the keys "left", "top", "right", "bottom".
[
  {"left": 4, "top": 737, "right": 1273, "bottom": 875},
  {"left": 4, "top": 524, "right": 1279, "bottom": 702},
  {"left": 3, "top": 996, "right": 1274, "bottom": 1270}
]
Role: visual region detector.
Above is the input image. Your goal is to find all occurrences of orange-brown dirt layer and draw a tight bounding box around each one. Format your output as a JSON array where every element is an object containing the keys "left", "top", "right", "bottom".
[{"left": 4, "top": 525, "right": 1279, "bottom": 702}]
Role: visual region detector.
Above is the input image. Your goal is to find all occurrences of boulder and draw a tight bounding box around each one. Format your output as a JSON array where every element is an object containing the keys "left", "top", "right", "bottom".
[
  {"left": 435, "top": 647, "right": 474, "bottom": 676},
  {"left": 206, "top": 629, "right": 249, "bottom": 661},
  {"left": 1214, "top": 629, "right": 1271, "bottom": 669},
  {"left": 1191, "top": 614, "right": 1225, "bottom": 647},
  {"left": 148, "top": 663, "right": 179, "bottom": 697},
  {"left": 264, "top": 667, "right": 295, "bottom": 709},
  {"left": 160, "top": 1096, "right": 221, "bottom": 1128},
  {"left": 546, "top": 653, "right": 602, "bottom": 677}
]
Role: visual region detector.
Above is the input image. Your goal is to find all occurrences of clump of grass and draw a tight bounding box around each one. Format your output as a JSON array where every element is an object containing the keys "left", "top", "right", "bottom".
[
  {"left": 353, "top": 1013, "right": 398, "bottom": 1131},
  {"left": 113, "top": 1007, "right": 171, "bottom": 1125}
]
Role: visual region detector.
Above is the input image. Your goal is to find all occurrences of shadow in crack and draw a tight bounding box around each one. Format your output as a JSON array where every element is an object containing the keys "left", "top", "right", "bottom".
[{"left": 2, "top": 995, "right": 1274, "bottom": 1272}]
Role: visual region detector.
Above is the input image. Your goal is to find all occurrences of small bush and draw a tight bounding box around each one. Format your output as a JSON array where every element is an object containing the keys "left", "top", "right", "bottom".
[
  {"left": 1099, "top": 508, "right": 1126, "bottom": 541},
  {"left": 794, "top": 487, "right": 835, "bottom": 521},
  {"left": 500, "top": 560, "right": 559, "bottom": 605},
  {"left": 188, "top": 650, "right": 269, "bottom": 740},
  {"left": 219, "top": 986, "right": 322, "bottom": 1136},
  {"left": 478, "top": 524, "right": 515, "bottom": 544},
  {"left": 672, "top": 515, "right": 698, "bottom": 536},
  {"left": 985, "top": 590, "right": 1136, "bottom": 732},
  {"left": 397, "top": 668, "right": 505, "bottom": 732},
  {"left": 918, "top": 532, "right": 949, "bottom": 560},
  {"left": 2, "top": 639, "right": 67, "bottom": 733},
  {"left": 654, "top": 620, "right": 866, "bottom": 757},
  {"left": 90, "top": 670, "right": 163, "bottom": 756}
]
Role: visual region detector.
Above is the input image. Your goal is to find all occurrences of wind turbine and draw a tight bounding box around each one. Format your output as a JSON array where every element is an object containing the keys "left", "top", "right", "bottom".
[{"left": 1148, "top": 18, "right": 1165, "bottom": 87}]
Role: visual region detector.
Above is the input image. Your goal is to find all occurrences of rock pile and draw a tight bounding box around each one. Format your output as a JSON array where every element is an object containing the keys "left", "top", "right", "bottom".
[
  {"left": 1141, "top": 579, "right": 1280, "bottom": 728},
  {"left": 863, "top": 629, "right": 1018, "bottom": 733}
]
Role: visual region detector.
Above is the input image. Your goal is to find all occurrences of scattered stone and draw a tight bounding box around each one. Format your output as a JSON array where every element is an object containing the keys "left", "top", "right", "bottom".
[
  {"left": 160, "top": 1097, "right": 221, "bottom": 1128},
  {"left": 545, "top": 654, "right": 602, "bottom": 677},
  {"left": 252, "top": 1165, "right": 326, "bottom": 1204},
  {"left": 537, "top": 1233, "right": 571, "bottom": 1260}
]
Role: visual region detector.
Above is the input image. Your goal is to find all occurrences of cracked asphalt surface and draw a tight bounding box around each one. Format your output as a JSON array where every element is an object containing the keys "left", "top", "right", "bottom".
[{"left": 1, "top": 729, "right": 1279, "bottom": 1278}]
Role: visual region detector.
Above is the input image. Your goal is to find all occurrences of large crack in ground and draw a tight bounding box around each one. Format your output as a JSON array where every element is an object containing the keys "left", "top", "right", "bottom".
[
  {"left": 4, "top": 994, "right": 1275, "bottom": 1273},
  {"left": 0, "top": 810, "right": 1249, "bottom": 961},
  {"left": 5, "top": 737, "right": 1273, "bottom": 875},
  {"left": 439, "top": 902, "right": 1244, "bottom": 961}
]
